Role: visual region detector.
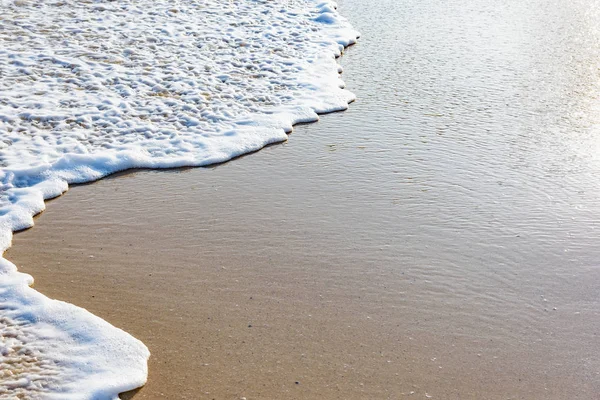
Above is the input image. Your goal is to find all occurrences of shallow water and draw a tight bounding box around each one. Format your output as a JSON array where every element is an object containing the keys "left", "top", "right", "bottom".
[
  {"left": 7, "top": 0, "right": 600, "bottom": 398},
  {"left": 335, "top": 0, "right": 600, "bottom": 294},
  {"left": 332, "top": 0, "right": 600, "bottom": 337}
]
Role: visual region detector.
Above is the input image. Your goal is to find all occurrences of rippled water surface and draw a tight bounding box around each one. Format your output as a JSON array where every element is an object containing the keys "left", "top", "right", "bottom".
[
  {"left": 337, "top": 0, "right": 600, "bottom": 256},
  {"left": 325, "top": 0, "right": 600, "bottom": 391},
  {"left": 333, "top": 0, "right": 600, "bottom": 371}
]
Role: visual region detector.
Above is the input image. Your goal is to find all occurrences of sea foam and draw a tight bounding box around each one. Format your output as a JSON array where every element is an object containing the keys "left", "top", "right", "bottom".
[{"left": 0, "top": 0, "right": 358, "bottom": 398}]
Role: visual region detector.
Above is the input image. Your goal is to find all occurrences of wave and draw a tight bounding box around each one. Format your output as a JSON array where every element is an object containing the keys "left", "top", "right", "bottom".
[{"left": 0, "top": 0, "right": 358, "bottom": 398}]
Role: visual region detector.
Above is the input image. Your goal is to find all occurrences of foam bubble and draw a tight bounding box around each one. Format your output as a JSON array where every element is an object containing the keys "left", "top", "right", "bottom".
[{"left": 0, "top": 0, "right": 358, "bottom": 397}]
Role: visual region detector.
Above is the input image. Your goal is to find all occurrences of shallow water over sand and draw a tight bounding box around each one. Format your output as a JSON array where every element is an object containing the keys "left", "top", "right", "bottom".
[
  {"left": 332, "top": 0, "right": 600, "bottom": 324},
  {"left": 7, "top": 0, "right": 600, "bottom": 398}
]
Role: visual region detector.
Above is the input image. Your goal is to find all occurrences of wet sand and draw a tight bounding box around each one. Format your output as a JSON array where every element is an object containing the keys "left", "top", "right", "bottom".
[
  {"left": 6, "top": 0, "right": 600, "bottom": 397},
  {"left": 6, "top": 117, "right": 600, "bottom": 399}
]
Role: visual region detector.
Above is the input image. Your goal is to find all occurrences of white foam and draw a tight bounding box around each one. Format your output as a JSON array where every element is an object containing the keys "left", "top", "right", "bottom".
[{"left": 0, "top": 0, "right": 358, "bottom": 398}]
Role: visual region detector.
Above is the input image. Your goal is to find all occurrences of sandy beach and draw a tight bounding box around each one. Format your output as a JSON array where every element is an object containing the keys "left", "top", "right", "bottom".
[{"left": 5, "top": 0, "right": 600, "bottom": 398}]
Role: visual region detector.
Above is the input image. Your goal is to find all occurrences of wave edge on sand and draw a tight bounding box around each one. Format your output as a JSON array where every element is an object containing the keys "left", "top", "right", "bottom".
[{"left": 0, "top": 0, "right": 358, "bottom": 397}]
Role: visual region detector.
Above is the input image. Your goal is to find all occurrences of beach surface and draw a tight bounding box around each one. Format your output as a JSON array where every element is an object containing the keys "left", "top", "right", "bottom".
[
  {"left": 8, "top": 118, "right": 600, "bottom": 399},
  {"left": 6, "top": 0, "right": 600, "bottom": 398}
]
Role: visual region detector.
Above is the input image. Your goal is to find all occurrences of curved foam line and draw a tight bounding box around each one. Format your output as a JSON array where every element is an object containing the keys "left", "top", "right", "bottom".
[{"left": 0, "top": 1, "right": 359, "bottom": 397}]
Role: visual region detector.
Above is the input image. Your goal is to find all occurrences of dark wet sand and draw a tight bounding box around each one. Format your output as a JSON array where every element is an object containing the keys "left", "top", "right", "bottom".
[{"left": 6, "top": 113, "right": 600, "bottom": 399}]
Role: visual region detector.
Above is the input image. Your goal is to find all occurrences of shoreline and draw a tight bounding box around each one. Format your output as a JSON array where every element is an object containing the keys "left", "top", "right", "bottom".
[
  {"left": 0, "top": 4, "right": 359, "bottom": 392},
  {"left": 5, "top": 0, "right": 600, "bottom": 397}
]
